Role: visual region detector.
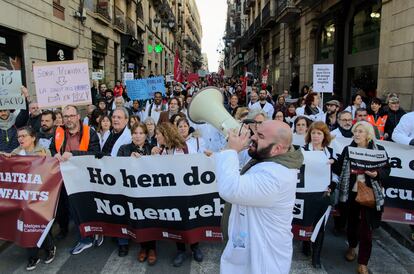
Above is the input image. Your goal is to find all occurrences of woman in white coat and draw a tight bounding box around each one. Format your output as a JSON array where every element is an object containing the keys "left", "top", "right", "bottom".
[{"left": 176, "top": 118, "right": 210, "bottom": 155}]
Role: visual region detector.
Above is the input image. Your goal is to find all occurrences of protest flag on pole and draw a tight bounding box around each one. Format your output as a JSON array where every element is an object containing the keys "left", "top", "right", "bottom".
[{"left": 174, "top": 50, "right": 183, "bottom": 83}]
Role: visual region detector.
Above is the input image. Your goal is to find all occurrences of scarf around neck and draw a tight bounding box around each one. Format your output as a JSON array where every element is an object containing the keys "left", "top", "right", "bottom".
[
  {"left": 221, "top": 145, "right": 304, "bottom": 242},
  {"left": 0, "top": 111, "right": 17, "bottom": 130}
]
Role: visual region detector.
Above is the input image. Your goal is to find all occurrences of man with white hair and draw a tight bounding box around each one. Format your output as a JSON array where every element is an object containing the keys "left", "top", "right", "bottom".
[{"left": 101, "top": 107, "right": 132, "bottom": 256}]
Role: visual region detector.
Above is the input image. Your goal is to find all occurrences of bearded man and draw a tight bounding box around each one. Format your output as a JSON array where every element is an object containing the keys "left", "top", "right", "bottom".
[{"left": 215, "top": 120, "right": 303, "bottom": 274}]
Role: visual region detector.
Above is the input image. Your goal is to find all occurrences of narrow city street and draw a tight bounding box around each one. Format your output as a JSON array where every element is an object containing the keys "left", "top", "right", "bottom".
[{"left": 0, "top": 221, "right": 413, "bottom": 274}]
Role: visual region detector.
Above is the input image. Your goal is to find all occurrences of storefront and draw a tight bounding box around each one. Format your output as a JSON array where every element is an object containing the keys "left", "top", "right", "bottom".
[
  {"left": 46, "top": 40, "right": 73, "bottom": 62},
  {"left": 92, "top": 32, "right": 107, "bottom": 76},
  {"left": 0, "top": 26, "right": 25, "bottom": 83},
  {"left": 313, "top": 0, "right": 381, "bottom": 103},
  {"left": 344, "top": 0, "right": 381, "bottom": 102},
  {"left": 121, "top": 34, "right": 144, "bottom": 78}
]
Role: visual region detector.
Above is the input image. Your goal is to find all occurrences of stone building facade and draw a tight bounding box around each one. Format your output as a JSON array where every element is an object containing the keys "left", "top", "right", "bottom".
[
  {"left": 224, "top": 0, "right": 414, "bottom": 110},
  {"left": 0, "top": 0, "right": 202, "bottom": 99}
]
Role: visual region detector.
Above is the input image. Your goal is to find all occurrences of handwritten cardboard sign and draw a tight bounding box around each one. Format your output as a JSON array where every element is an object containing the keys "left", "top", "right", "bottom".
[
  {"left": 0, "top": 70, "right": 25, "bottom": 110},
  {"left": 123, "top": 72, "right": 134, "bottom": 81},
  {"left": 33, "top": 60, "right": 91, "bottom": 108},
  {"left": 126, "top": 76, "right": 166, "bottom": 100},
  {"left": 92, "top": 71, "right": 104, "bottom": 80},
  {"left": 313, "top": 64, "right": 333, "bottom": 93}
]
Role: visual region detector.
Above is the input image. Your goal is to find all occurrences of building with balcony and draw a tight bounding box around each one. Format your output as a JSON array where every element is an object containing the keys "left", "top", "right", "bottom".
[
  {"left": 181, "top": 0, "right": 203, "bottom": 73},
  {"left": 0, "top": 0, "right": 201, "bottom": 100},
  {"left": 224, "top": 0, "right": 414, "bottom": 110}
]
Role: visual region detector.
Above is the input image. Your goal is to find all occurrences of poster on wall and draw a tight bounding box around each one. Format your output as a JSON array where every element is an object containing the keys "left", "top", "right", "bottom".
[{"left": 33, "top": 60, "right": 92, "bottom": 108}]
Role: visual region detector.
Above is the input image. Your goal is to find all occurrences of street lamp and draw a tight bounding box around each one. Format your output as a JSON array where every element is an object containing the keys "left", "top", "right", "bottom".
[
  {"left": 168, "top": 20, "right": 175, "bottom": 28},
  {"left": 153, "top": 16, "right": 161, "bottom": 27}
]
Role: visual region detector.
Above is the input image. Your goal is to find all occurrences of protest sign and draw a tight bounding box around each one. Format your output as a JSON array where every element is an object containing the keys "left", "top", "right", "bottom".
[
  {"left": 331, "top": 137, "right": 414, "bottom": 225},
  {"left": 198, "top": 70, "right": 207, "bottom": 78},
  {"left": 292, "top": 151, "right": 331, "bottom": 240},
  {"left": 166, "top": 74, "right": 174, "bottom": 83},
  {"left": 33, "top": 60, "right": 91, "bottom": 108},
  {"left": 123, "top": 72, "right": 134, "bottom": 81},
  {"left": 0, "top": 156, "right": 63, "bottom": 247},
  {"left": 126, "top": 76, "right": 166, "bottom": 100},
  {"left": 187, "top": 73, "right": 199, "bottom": 83},
  {"left": 92, "top": 71, "right": 103, "bottom": 80},
  {"left": 0, "top": 70, "right": 25, "bottom": 110},
  {"left": 313, "top": 64, "right": 333, "bottom": 93},
  {"left": 348, "top": 147, "right": 388, "bottom": 173},
  {"left": 60, "top": 154, "right": 223, "bottom": 243}
]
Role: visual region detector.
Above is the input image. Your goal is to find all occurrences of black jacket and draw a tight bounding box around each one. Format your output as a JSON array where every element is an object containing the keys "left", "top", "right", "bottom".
[
  {"left": 0, "top": 102, "right": 29, "bottom": 153},
  {"left": 384, "top": 108, "right": 406, "bottom": 141},
  {"left": 117, "top": 142, "right": 153, "bottom": 157},
  {"left": 27, "top": 114, "right": 41, "bottom": 132},
  {"left": 49, "top": 122, "right": 100, "bottom": 156},
  {"left": 335, "top": 141, "right": 391, "bottom": 228}
]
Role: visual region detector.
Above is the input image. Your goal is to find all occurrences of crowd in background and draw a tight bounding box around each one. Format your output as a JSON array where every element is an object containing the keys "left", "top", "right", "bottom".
[{"left": 0, "top": 73, "right": 413, "bottom": 274}]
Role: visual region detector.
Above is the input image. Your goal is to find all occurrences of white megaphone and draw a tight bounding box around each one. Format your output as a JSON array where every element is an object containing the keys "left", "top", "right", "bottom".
[{"left": 188, "top": 86, "right": 242, "bottom": 136}]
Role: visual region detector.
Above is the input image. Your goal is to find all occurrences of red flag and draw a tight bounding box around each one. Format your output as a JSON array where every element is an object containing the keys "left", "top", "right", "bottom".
[
  {"left": 0, "top": 156, "right": 63, "bottom": 247},
  {"left": 218, "top": 65, "right": 224, "bottom": 79},
  {"left": 242, "top": 66, "right": 248, "bottom": 95},
  {"left": 174, "top": 50, "right": 182, "bottom": 83},
  {"left": 261, "top": 65, "right": 269, "bottom": 90}
]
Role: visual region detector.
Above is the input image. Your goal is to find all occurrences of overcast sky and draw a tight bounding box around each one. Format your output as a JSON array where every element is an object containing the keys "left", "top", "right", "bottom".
[{"left": 195, "top": 0, "right": 227, "bottom": 72}]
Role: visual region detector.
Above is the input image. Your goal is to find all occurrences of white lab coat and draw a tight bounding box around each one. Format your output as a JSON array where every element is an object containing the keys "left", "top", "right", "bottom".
[
  {"left": 186, "top": 135, "right": 206, "bottom": 154},
  {"left": 215, "top": 150, "right": 297, "bottom": 274},
  {"left": 250, "top": 101, "right": 274, "bottom": 119},
  {"left": 392, "top": 111, "right": 414, "bottom": 145},
  {"left": 194, "top": 123, "right": 226, "bottom": 152}
]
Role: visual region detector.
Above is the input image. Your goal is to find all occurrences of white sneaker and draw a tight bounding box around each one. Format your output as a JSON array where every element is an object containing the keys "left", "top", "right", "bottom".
[{"left": 70, "top": 241, "right": 93, "bottom": 255}]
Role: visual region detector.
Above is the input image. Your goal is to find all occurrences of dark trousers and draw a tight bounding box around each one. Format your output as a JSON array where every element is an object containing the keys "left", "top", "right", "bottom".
[
  {"left": 56, "top": 185, "right": 69, "bottom": 232},
  {"left": 346, "top": 192, "right": 372, "bottom": 265},
  {"left": 27, "top": 233, "right": 54, "bottom": 259},
  {"left": 141, "top": 241, "right": 156, "bottom": 250},
  {"left": 176, "top": 242, "right": 199, "bottom": 252}
]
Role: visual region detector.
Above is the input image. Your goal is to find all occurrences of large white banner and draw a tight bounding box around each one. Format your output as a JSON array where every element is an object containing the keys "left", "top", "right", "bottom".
[
  {"left": 60, "top": 154, "right": 218, "bottom": 197},
  {"left": 330, "top": 137, "right": 414, "bottom": 224},
  {"left": 59, "top": 154, "right": 223, "bottom": 243}
]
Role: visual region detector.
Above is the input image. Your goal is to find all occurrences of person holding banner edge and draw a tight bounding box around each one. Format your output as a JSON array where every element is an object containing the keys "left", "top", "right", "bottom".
[
  {"left": 50, "top": 105, "right": 102, "bottom": 254},
  {"left": 4, "top": 126, "right": 56, "bottom": 270},
  {"left": 151, "top": 122, "right": 204, "bottom": 267},
  {"left": 117, "top": 123, "right": 157, "bottom": 265},
  {"left": 301, "top": 121, "right": 338, "bottom": 269},
  {"left": 335, "top": 121, "right": 390, "bottom": 274}
]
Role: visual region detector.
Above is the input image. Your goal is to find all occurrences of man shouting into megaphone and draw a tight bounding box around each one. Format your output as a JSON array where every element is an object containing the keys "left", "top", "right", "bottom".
[{"left": 215, "top": 120, "right": 303, "bottom": 274}]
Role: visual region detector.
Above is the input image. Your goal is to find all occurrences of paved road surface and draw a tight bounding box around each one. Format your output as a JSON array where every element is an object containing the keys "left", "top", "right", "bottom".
[{"left": 0, "top": 221, "right": 413, "bottom": 274}]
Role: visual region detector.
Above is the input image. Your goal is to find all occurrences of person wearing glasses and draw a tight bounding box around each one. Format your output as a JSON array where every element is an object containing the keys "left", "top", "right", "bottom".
[
  {"left": 330, "top": 111, "right": 354, "bottom": 139},
  {"left": 2, "top": 126, "right": 56, "bottom": 271},
  {"left": 49, "top": 105, "right": 101, "bottom": 254},
  {"left": 355, "top": 108, "right": 381, "bottom": 139}
]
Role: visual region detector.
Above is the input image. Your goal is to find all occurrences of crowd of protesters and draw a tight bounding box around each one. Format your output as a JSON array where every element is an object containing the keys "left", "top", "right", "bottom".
[{"left": 0, "top": 72, "right": 413, "bottom": 274}]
